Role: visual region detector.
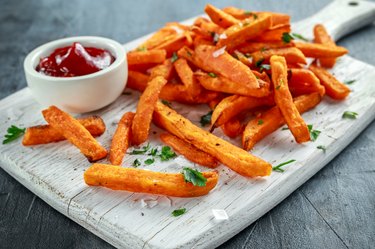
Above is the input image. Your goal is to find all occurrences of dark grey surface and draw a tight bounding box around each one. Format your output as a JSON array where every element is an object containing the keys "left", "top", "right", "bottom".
[{"left": 1, "top": 0, "right": 374, "bottom": 248}]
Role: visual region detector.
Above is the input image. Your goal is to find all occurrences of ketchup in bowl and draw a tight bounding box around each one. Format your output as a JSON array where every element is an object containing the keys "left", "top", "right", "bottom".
[{"left": 36, "top": 42, "right": 115, "bottom": 77}]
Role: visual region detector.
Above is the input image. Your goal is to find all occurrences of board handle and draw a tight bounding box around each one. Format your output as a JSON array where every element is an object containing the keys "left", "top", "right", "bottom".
[{"left": 292, "top": 0, "right": 375, "bottom": 42}]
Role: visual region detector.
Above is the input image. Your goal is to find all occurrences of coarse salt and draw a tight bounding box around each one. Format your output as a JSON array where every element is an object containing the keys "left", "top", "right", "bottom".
[
  {"left": 212, "top": 46, "right": 226, "bottom": 58},
  {"left": 212, "top": 209, "right": 229, "bottom": 220},
  {"left": 218, "top": 33, "right": 227, "bottom": 40}
]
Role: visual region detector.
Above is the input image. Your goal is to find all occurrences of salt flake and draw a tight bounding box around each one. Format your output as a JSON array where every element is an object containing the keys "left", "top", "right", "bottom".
[{"left": 212, "top": 46, "right": 226, "bottom": 58}]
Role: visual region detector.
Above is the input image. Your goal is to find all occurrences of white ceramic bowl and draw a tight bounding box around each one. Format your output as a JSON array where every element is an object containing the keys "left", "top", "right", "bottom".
[{"left": 24, "top": 36, "right": 127, "bottom": 113}]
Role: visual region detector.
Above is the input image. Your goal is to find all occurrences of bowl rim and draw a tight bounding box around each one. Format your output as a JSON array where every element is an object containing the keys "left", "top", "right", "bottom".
[{"left": 24, "top": 36, "right": 126, "bottom": 82}]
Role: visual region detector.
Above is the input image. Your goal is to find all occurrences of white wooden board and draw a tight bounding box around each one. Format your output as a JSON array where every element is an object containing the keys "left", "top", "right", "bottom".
[{"left": 1, "top": 0, "right": 375, "bottom": 248}]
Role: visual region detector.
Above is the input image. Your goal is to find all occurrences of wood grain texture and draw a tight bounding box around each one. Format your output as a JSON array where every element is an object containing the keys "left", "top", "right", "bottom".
[{"left": 1, "top": 0, "right": 375, "bottom": 249}]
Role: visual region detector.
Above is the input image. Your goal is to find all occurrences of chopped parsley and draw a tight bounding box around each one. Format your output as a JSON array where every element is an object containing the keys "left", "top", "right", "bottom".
[
  {"left": 342, "top": 111, "right": 358, "bottom": 119},
  {"left": 136, "top": 46, "right": 147, "bottom": 52},
  {"left": 282, "top": 32, "right": 294, "bottom": 43},
  {"left": 172, "top": 208, "right": 187, "bottom": 217},
  {"left": 291, "top": 33, "right": 309, "bottom": 42},
  {"left": 171, "top": 52, "right": 179, "bottom": 63},
  {"left": 129, "top": 143, "right": 151, "bottom": 155},
  {"left": 200, "top": 110, "right": 213, "bottom": 127},
  {"left": 148, "top": 147, "right": 158, "bottom": 156},
  {"left": 158, "top": 146, "right": 177, "bottom": 161},
  {"left": 260, "top": 47, "right": 267, "bottom": 52},
  {"left": 144, "top": 158, "right": 155, "bottom": 165},
  {"left": 258, "top": 119, "right": 264, "bottom": 125},
  {"left": 161, "top": 99, "right": 172, "bottom": 107},
  {"left": 317, "top": 145, "right": 327, "bottom": 153},
  {"left": 208, "top": 72, "right": 217, "bottom": 78},
  {"left": 255, "top": 58, "right": 265, "bottom": 67},
  {"left": 244, "top": 11, "right": 258, "bottom": 19},
  {"left": 344, "top": 80, "right": 356, "bottom": 85},
  {"left": 3, "top": 125, "right": 25, "bottom": 144},
  {"left": 272, "top": 159, "right": 296, "bottom": 173},
  {"left": 307, "top": 124, "right": 321, "bottom": 141},
  {"left": 133, "top": 159, "right": 141, "bottom": 167},
  {"left": 281, "top": 127, "right": 289, "bottom": 131},
  {"left": 182, "top": 167, "right": 207, "bottom": 186}
]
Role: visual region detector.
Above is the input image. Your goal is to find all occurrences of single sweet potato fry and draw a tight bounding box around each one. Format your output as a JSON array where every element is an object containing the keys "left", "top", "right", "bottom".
[
  {"left": 84, "top": 163, "right": 219, "bottom": 197},
  {"left": 289, "top": 68, "right": 325, "bottom": 96},
  {"left": 314, "top": 24, "right": 336, "bottom": 68},
  {"left": 153, "top": 102, "right": 272, "bottom": 177},
  {"left": 127, "top": 50, "right": 167, "bottom": 65},
  {"left": 217, "top": 14, "right": 272, "bottom": 50},
  {"left": 126, "top": 70, "right": 149, "bottom": 92},
  {"left": 193, "top": 45, "right": 259, "bottom": 88},
  {"left": 109, "top": 112, "right": 135, "bottom": 166},
  {"left": 295, "top": 42, "right": 348, "bottom": 58},
  {"left": 210, "top": 95, "right": 274, "bottom": 129},
  {"left": 205, "top": 4, "right": 239, "bottom": 28},
  {"left": 270, "top": 55, "right": 310, "bottom": 143},
  {"left": 42, "top": 106, "right": 107, "bottom": 162},
  {"left": 160, "top": 133, "right": 219, "bottom": 168},
  {"left": 195, "top": 72, "right": 270, "bottom": 97},
  {"left": 174, "top": 58, "right": 201, "bottom": 96},
  {"left": 309, "top": 63, "right": 350, "bottom": 100},
  {"left": 251, "top": 47, "right": 306, "bottom": 65},
  {"left": 132, "top": 76, "right": 167, "bottom": 145},
  {"left": 242, "top": 93, "right": 321, "bottom": 150},
  {"left": 22, "top": 116, "right": 106, "bottom": 146}
]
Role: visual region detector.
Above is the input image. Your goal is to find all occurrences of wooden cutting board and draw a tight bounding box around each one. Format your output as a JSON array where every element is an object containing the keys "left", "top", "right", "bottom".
[{"left": 1, "top": 0, "right": 375, "bottom": 248}]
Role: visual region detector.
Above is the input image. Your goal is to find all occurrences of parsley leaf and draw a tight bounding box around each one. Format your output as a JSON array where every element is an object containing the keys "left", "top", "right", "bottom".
[
  {"left": 307, "top": 124, "right": 321, "bottom": 142},
  {"left": 291, "top": 33, "right": 309, "bottom": 42},
  {"left": 208, "top": 72, "right": 217, "bottom": 78},
  {"left": 200, "top": 110, "right": 213, "bottom": 127},
  {"left": 258, "top": 119, "right": 264, "bottom": 125},
  {"left": 344, "top": 80, "right": 356, "bottom": 85},
  {"left": 129, "top": 143, "right": 151, "bottom": 155},
  {"left": 282, "top": 32, "right": 294, "bottom": 43},
  {"left": 148, "top": 147, "right": 158, "bottom": 156},
  {"left": 273, "top": 159, "right": 296, "bottom": 173},
  {"left": 317, "top": 145, "right": 327, "bottom": 153},
  {"left": 281, "top": 127, "right": 289, "bottom": 131},
  {"left": 244, "top": 11, "right": 258, "bottom": 19},
  {"left": 342, "top": 111, "right": 358, "bottom": 119},
  {"left": 158, "top": 146, "right": 176, "bottom": 161},
  {"left": 3, "top": 125, "right": 25, "bottom": 144},
  {"left": 182, "top": 167, "right": 207, "bottom": 186},
  {"left": 172, "top": 208, "right": 186, "bottom": 217},
  {"left": 161, "top": 99, "right": 172, "bottom": 107},
  {"left": 133, "top": 159, "right": 141, "bottom": 167},
  {"left": 144, "top": 158, "right": 155, "bottom": 165},
  {"left": 255, "top": 58, "right": 265, "bottom": 67},
  {"left": 136, "top": 46, "right": 147, "bottom": 52},
  {"left": 171, "top": 52, "right": 179, "bottom": 63}
]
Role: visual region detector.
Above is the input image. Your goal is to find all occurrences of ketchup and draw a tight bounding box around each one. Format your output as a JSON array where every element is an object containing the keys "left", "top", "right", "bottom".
[{"left": 36, "top": 42, "right": 115, "bottom": 77}]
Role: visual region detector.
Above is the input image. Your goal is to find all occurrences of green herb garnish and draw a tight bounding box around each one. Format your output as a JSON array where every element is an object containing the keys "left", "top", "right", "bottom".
[
  {"left": 282, "top": 32, "right": 294, "bottom": 43},
  {"left": 292, "top": 33, "right": 309, "bottom": 42},
  {"left": 171, "top": 52, "right": 179, "bottom": 63},
  {"left": 255, "top": 58, "right": 265, "bottom": 67},
  {"left": 3, "top": 125, "right": 25, "bottom": 144},
  {"left": 144, "top": 158, "right": 155, "bottom": 165},
  {"left": 208, "top": 72, "right": 217, "bottom": 78},
  {"left": 133, "top": 159, "right": 141, "bottom": 167},
  {"left": 344, "top": 80, "right": 356, "bottom": 85},
  {"left": 172, "top": 208, "right": 187, "bottom": 217},
  {"left": 317, "top": 145, "right": 327, "bottom": 153},
  {"left": 281, "top": 127, "right": 289, "bottom": 131},
  {"left": 307, "top": 124, "right": 321, "bottom": 141},
  {"left": 148, "top": 147, "right": 158, "bottom": 156},
  {"left": 244, "top": 11, "right": 258, "bottom": 19},
  {"left": 258, "top": 119, "right": 264, "bottom": 125},
  {"left": 182, "top": 167, "right": 207, "bottom": 186},
  {"left": 161, "top": 99, "right": 172, "bottom": 107},
  {"left": 260, "top": 47, "right": 267, "bottom": 52},
  {"left": 158, "top": 146, "right": 177, "bottom": 161},
  {"left": 342, "top": 111, "right": 358, "bottom": 119},
  {"left": 136, "top": 46, "right": 147, "bottom": 52},
  {"left": 273, "top": 159, "right": 296, "bottom": 173},
  {"left": 129, "top": 143, "right": 151, "bottom": 155},
  {"left": 200, "top": 110, "right": 213, "bottom": 127}
]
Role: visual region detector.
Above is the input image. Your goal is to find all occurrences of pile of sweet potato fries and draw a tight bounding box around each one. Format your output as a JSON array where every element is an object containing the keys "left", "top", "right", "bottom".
[{"left": 22, "top": 4, "right": 351, "bottom": 197}]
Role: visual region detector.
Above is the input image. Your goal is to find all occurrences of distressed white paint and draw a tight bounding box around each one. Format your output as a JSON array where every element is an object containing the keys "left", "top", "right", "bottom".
[{"left": 1, "top": 0, "right": 375, "bottom": 248}]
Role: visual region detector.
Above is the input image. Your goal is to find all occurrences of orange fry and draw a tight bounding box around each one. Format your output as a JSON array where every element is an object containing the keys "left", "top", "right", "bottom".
[
  {"left": 270, "top": 55, "right": 310, "bottom": 143},
  {"left": 127, "top": 50, "right": 167, "bottom": 65},
  {"left": 126, "top": 70, "right": 150, "bottom": 92},
  {"left": 309, "top": 63, "right": 350, "bottom": 100},
  {"left": 160, "top": 133, "right": 219, "bottom": 168},
  {"left": 289, "top": 69, "right": 325, "bottom": 96},
  {"left": 205, "top": 4, "right": 239, "bottom": 28},
  {"left": 195, "top": 72, "right": 270, "bottom": 97},
  {"left": 295, "top": 42, "right": 348, "bottom": 58},
  {"left": 211, "top": 95, "right": 274, "bottom": 128},
  {"left": 216, "top": 14, "right": 272, "bottom": 50},
  {"left": 243, "top": 93, "right": 321, "bottom": 150},
  {"left": 22, "top": 116, "right": 106, "bottom": 146},
  {"left": 253, "top": 25, "right": 291, "bottom": 42},
  {"left": 174, "top": 58, "right": 201, "bottom": 96},
  {"left": 132, "top": 76, "right": 167, "bottom": 145},
  {"left": 84, "top": 163, "right": 219, "bottom": 197},
  {"left": 109, "top": 112, "right": 135, "bottom": 166},
  {"left": 42, "top": 106, "right": 107, "bottom": 162},
  {"left": 154, "top": 34, "right": 191, "bottom": 57},
  {"left": 251, "top": 47, "right": 306, "bottom": 65},
  {"left": 314, "top": 24, "right": 337, "bottom": 68},
  {"left": 153, "top": 102, "right": 272, "bottom": 177},
  {"left": 220, "top": 117, "right": 245, "bottom": 138}
]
